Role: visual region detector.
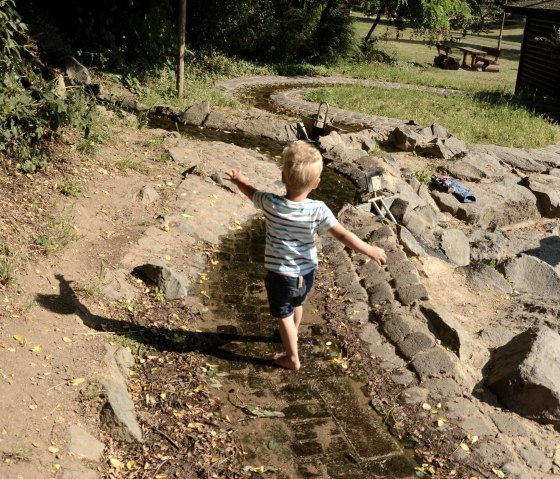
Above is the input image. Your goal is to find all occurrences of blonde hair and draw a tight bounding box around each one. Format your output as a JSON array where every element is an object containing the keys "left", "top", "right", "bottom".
[{"left": 282, "top": 141, "right": 323, "bottom": 192}]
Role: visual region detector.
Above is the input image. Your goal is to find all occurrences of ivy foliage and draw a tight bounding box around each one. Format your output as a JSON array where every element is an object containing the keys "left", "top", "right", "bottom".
[{"left": 0, "top": 0, "right": 93, "bottom": 172}]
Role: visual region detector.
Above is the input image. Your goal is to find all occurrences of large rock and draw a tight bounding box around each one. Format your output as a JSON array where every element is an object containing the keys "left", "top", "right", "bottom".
[
  {"left": 502, "top": 254, "right": 560, "bottom": 299},
  {"left": 140, "top": 260, "right": 188, "bottom": 300},
  {"left": 179, "top": 100, "right": 210, "bottom": 126},
  {"left": 471, "top": 144, "right": 547, "bottom": 173},
  {"left": 421, "top": 304, "right": 476, "bottom": 360},
  {"left": 437, "top": 228, "right": 470, "bottom": 266},
  {"left": 521, "top": 174, "right": 560, "bottom": 217},
  {"left": 444, "top": 152, "right": 507, "bottom": 182},
  {"left": 389, "top": 125, "right": 424, "bottom": 152},
  {"left": 431, "top": 180, "right": 539, "bottom": 228},
  {"left": 487, "top": 326, "right": 560, "bottom": 426}
]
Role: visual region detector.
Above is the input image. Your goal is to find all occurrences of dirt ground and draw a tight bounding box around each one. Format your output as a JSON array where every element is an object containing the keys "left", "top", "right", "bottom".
[{"left": 0, "top": 103, "right": 555, "bottom": 479}]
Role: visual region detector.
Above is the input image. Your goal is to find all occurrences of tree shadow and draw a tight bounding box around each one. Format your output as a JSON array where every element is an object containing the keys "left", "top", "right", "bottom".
[{"left": 36, "top": 274, "right": 277, "bottom": 367}]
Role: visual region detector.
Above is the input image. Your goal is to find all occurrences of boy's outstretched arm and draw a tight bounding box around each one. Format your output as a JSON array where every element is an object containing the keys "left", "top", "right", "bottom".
[
  {"left": 225, "top": 169, "right": 257, "bottom": 200},
  {"left": 328, "top": 223, "right": 387, "bottom": 267}
]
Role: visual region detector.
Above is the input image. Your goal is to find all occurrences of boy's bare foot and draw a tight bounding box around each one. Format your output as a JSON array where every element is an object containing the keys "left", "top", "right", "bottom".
[{"left": 274, "top": 355, "right": 300, "bottom": 370}]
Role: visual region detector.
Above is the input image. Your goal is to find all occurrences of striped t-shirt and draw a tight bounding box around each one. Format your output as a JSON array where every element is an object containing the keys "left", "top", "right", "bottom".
[{"left": 253, "top": 191, "right": 338, "bottom": 277}]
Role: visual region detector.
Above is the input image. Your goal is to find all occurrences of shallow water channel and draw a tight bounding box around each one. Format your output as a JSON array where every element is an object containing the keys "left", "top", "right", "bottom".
[{"left": 150, "top": 107, "right": 417, "bottom": 477}]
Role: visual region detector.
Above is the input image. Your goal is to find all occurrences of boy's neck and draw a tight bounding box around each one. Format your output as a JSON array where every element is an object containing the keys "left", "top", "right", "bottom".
[{"left": 285, "top": 189, "right": 310, "bottom": 202}]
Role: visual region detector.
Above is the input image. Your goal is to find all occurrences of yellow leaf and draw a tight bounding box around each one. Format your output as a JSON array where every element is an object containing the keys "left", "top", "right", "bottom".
[
  {"left": 30, "top": 344, "right": 43, "bottom": 352},
  {"left": 470, "top": 435, "right": 479, "bottom": 444},
  {"left": 181, "top": 213, "right": 193, "bottom": 218},
  {"left": 459, "top": 442, "right": 470, "bottom": 452},
  {"left": 161, "top": 224, "right": 170, "bottom": 232},
  {"left": 155, "top": 474, "right": 168, "bottom": 479},
  {"left": 109, "top": 457, "right": 124, "bottom": 469},
  {"left": 52, "top": 464, "right": 61, "bottom": 471},
  {"left": 69, "top": 377, "right": 85, "bottom": 386},
  {"left": 421, "top": 403, "right": 431, "bottom": 410},
  {"left": 48, "top": 446, "right": 59, "bottom": 454},
  {"left": 62, "top": 337, "right": 72, "bottom": 343},
  {"left": 126, "top": 460, "right": 137, "bottom": 470},
  {"left": 13, "top": 334, "right": 26, "bottom": 345},
  {"left": 436, "top": 418, "right": 447, "bottom": 427},
  {"left": 193, "top": 385, "right": 204, "bottom": 393},
  {"left": 491, "top": 469, "right": 505, "bottom": 478},
  {"left": 165, "top": 255, "right": 171, "bottom": 261}
]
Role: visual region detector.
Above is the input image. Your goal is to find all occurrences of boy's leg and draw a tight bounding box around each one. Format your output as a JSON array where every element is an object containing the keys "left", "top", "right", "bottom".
[
  {"left": 275, "top": 314, "right": 300, "bottom": 370},
  {"left": 293, "top": 305, "right": 303, "bottom": 331}
]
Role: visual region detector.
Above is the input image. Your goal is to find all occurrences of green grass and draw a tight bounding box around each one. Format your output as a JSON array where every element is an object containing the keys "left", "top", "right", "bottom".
[
  {"left": 307, "top": 85, "right": 560, "bottom": 148},
  {"left": 34, "top": 213, "right": 79, "bottom": 254}
]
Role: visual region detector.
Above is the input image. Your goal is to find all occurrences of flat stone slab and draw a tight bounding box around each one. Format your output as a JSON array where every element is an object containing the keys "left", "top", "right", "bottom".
[
  {"left": 444, "top": 152, "right": 508, "bottom": 182},
  {"left": 431, "top": 180, "right": 539, "bottom": 228}
]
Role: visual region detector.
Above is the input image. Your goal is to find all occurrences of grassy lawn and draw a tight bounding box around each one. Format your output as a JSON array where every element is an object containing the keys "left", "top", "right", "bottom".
[{"left": 307, "top": 84, "right": 560, "bottom": 148}]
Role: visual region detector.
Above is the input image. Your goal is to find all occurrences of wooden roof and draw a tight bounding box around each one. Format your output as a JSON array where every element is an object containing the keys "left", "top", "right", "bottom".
[{"left": 505, "top": 0, "right": 560, "bottom": 15}]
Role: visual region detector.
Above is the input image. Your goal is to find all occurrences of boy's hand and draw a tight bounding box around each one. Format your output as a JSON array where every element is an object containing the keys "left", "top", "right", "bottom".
[
  {"left": 225, "top": 169, "right": 248, "bottom": 184},
  {"left": 365, "top": 244, "right": 387, "bottom": 267},
  {"left": 224, "top": 169, "right": 256, "bottom": 200}
]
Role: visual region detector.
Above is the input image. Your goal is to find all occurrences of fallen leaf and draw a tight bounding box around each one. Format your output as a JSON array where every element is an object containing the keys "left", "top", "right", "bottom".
[
  {"left": 421, "top": 403, "right": 431, "bottom": 410},
  {"left": 30, "top": 344, "right": 43, "bottom": 352},
  {"left": 267, "top": 440, "right": 278, "bottom": 450},
  {"left": 48, "top": 446, "right": 59, "bottom": 454},
  {"left": 69, "top": 377, "right": 85, "bottom": 386},
  {"left": 109, "top": 457, "right": 124, "bottom": 469},
  {"left": 62, "top": 337, "right": 72, "bottom": 343},
  {"left": 491, "top": 469, "right": 505, "bottom": 478},
  {"left": 459, "top": 442, "right": 470, "bottom": 453}
]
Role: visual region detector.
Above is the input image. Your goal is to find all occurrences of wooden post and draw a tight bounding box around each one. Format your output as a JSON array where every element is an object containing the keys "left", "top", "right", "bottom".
[{"left": 177, "top": 0, "right": 187, "bottom": 99}]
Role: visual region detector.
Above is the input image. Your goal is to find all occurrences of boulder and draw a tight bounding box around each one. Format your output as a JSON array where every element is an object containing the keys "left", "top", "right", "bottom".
[
  {"left": 502, "top": 254, "right": 560, "bottom": 299},
  {"left": 487, "top": 326, "right": 560, "bottom": 426},
  {"left": 471, "top": 144, "right": 547, "bottom": 173},
  {"left": 139, "top": 260, "right": 188, "bottom": 300},
  {"left": 431, "top": 180, "right": 539, "bottom": 228},
  {"left": 421, "top": 304, "right": 476, "bottom": 360},
  {"left": 389, "top": 125, "right": 425, "bottom": 152},
  {"left": 521, "top": 174, "right": 560, "bottom": 217},
  {"left": 444, "top": 152, "right": 507, "bottom": 182},
  {"left": 437, "top": 228, "right": 470, "bottom": 266},
  {"left": 180, "top": 100, "right": 209, "bottom": 126}
]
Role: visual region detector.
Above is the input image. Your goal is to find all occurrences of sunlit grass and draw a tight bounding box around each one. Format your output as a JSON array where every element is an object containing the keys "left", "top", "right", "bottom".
[{"left": 307, "top": 85, "right": 560, "bottom": 148}]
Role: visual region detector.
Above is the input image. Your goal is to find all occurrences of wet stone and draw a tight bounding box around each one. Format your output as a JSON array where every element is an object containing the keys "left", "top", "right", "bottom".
[
  {"left": 291, "top": 421, "right": 323, "bottom": 441},
  {"left": 279, "top": 384, "right": 314, "bottom": 402},
  {"left": 216, "top": 325, "right": 238, "bottom": 336},
  {"left": 283, "top": 403, "right": 331, "bottom": 420},
  {"left": 291, "top": 440, "right": 325, "bottom": 457}
]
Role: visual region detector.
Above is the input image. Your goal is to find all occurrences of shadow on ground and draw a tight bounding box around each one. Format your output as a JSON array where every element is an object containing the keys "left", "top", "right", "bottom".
[{"left": 36, "top": 273, "right": 278, "bottom": 367}]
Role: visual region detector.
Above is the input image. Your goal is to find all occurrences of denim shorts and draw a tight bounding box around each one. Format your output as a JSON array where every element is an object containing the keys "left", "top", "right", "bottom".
[{"left": 264, "top": 270, "right": 316, "bottom": 319}]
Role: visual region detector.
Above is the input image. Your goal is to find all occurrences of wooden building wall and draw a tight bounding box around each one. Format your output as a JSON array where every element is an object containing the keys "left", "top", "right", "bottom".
[{"left": 516, "top": 15, "right": 560, "bottom": 99}]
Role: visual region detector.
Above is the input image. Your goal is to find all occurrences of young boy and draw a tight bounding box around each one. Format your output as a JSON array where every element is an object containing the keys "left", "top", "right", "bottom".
[{"left": 226, "top": 141, "right": 387, "bottom": 370}]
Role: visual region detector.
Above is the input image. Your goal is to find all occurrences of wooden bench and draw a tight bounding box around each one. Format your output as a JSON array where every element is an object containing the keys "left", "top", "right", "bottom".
[
  {"left": 434, "top": 43, "right": 460, "bottom": 70},
  {"left": 474, "top": 46, "right": 501, "bottom": 72}
]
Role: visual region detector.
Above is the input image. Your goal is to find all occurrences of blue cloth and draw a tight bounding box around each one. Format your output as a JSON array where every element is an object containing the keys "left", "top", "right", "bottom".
[
  {"left": 432, "top": 175, "right": 476, "bottom": 203},
  {"left": 449, "top": 179, "right": 476, "bottom": 203}
]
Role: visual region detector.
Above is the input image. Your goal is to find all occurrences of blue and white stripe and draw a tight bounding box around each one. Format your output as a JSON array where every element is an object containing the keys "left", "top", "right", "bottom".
[{"left": 253, "top": 191, "right": 338, "bottom": 276}]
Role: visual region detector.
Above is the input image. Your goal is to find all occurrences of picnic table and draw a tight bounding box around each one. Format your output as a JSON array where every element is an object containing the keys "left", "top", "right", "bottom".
[{"left": 456, "top": 46, "right": 487, "bottom": 69}]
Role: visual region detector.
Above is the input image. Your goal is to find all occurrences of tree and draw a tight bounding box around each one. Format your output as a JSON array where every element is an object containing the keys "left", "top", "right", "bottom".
[{"left": 357, "top": 0, "right": 471, "bottom": 40}]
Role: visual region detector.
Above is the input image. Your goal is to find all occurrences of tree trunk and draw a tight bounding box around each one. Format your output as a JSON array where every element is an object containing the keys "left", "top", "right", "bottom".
[
  {"left": 365, "top": 4, "right": 386, "bottom": 42},
  {"left": 176, "top": 0, "right": 187, "bottom": 99}
]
